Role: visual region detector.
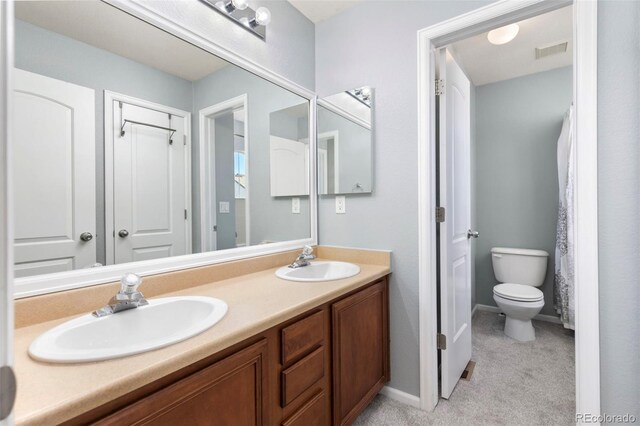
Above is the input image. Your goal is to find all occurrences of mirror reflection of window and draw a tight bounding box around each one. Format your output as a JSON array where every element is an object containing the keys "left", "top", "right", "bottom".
[{"left": 12, "top": 0, "right": 311, "bottom": 281}]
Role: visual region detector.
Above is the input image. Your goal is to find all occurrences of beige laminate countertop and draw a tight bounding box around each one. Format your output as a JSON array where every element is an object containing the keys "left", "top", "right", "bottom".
[{"left": 14, "top": 258, "right": 390, "bottom": 426}]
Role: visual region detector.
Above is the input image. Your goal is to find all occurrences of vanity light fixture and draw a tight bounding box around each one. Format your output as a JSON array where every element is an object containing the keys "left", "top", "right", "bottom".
[
  {"left": 202, "top": 0, "right": 270, "bottom": 40},
  {"left": 346, "top": 86, "right": 372, "bottom": 108},
  {"left": 487, "top": 23, "right": 520, "bottom": 45}
]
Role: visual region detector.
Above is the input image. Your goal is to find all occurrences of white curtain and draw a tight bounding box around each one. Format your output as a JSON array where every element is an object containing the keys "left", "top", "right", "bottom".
[{"left": 554, "top": 106, "right": 575, "bottom": 330}]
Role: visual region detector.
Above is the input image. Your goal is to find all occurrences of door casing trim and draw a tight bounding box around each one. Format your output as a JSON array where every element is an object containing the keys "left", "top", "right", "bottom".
[
  {"left": 198, "top": 94, "right": 250, "bottom": 252},
  {"left": 417, "top": 0, "right": 600, "bottom": 420}
]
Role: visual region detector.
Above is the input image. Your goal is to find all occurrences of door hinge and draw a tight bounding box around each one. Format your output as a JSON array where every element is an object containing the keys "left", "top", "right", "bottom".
[
  {"left": 184, "top": 209, "right": 188, "bottom": 220},
  {"left": 183, "top": 135, "right": 187, "bottom": 146},
  {"left": 435, "top": 79, "right": 445, "bottom": 96},
  {"left": 436, "top": 206, "right": 445, "bottom": 223},
  {"left": 437, "top": 333, "right": 447, "bottom": 350},
  {"left": 0, "top": 365, "right": 17, "bottom": 421}
]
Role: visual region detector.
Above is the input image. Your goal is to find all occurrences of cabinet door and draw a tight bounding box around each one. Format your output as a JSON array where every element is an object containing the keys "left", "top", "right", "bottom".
[
  {"left": 332, "top": 280, "right": 389, "bottom": 425},
  {"left": 96, "top": 339, "right": 269, "bottom": 426}
]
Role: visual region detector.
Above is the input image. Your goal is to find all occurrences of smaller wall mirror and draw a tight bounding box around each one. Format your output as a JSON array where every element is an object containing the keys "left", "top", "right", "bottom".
[{"left": 317, "top": 86, "right": 373, "bottom": 195}]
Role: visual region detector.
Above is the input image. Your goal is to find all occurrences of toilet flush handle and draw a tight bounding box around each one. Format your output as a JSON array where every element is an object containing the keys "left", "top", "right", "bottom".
[{"left": 467, "top": 229, "right": 479, "bottom": 239}]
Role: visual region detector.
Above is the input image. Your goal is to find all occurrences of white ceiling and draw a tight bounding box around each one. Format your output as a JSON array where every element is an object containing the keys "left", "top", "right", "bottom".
[
  {"left": 15, "top": 0, "right": 228, "bottom": 82},
  {"left": 288, "top": 0, "right": 362, "bottom": 23},
  {"left": 449, "top": 5, "right": 573, "bottom": 86}
]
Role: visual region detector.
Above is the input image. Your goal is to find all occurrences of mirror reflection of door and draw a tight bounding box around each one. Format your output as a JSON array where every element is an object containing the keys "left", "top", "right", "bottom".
[
  {"left": 233, "top": 112, "right": 248, "bottom": 247},
  {"left": 318, "top": 131, "right": 339, "bottom": 195},
  {"left": 109, "top": 98, "right": 191, "bottom": 264},
  {"left": 13, "top": 69, "right": 96, "bottom": 277},
  {"left": 199, "top": 96, "right": 249, "bottom": 252}
]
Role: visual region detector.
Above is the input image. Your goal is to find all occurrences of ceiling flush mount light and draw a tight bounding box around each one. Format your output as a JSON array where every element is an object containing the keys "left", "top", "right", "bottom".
[
  {"left": 487, "top": 23, "right": 520, "bottom": 45},
  {"left": 203, "top": 0, "right": 270, "bottom": 40}
]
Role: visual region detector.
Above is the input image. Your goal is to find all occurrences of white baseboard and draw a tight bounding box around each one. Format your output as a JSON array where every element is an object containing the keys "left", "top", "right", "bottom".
[
  {"left": 379, "top": 386, "right": 421, "bottom": 409},
  {"left": 473, "top": 304, "right": 563, "bottom": 324}
]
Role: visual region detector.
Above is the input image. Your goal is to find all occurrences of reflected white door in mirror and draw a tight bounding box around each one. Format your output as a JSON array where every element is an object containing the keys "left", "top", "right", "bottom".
[
  {"left": 13, "top": 69, "right": 96, "bottom": 277},
  {"left": 105, "top": 92, "right": 192, "bottom": 267}
]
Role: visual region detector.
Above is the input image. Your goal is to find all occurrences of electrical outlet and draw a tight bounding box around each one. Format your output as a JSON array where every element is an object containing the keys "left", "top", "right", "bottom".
[
  {"left": 335, "top": 195, "right": 346, "bottom": 214},
  {"left": 219, "top": 201, "right": 230, "bottom": 214},
  {"left": 292, "top": 197, "right": 300, "bottom": 214}
]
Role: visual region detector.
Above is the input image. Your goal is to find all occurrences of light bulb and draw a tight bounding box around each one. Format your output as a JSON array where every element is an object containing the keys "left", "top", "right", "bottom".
[
  {"left": 487, "top": 23, "right": 519, "bottom": 45},
  {"left": 231, "top": 0, "right": 248, "bottom": 11},
  {"left": 254, "top": 7, "right": 271, "bottom": 26},
  {"left": 361, "top": 87, "right": 372, "bottom": 97}
]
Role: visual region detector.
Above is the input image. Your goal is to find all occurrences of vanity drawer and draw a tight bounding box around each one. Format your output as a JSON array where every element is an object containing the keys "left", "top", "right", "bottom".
[
  {"left": 281, "top": 310, "right": 324, "bottom": 365},
  {"left": 281, "top": 391, "right": 326, "bottom": 426},
  {"left": 281, "top": 346, "right": 324, "bottom": 407}
]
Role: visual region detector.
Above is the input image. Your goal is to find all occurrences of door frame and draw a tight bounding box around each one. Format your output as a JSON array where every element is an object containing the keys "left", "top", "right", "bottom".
[
  {"left": 0, "top": 0, "right": 15, "bottom": 423},
  {"left": 104, "top": 91, "right": 193, "bottom": 266},
  {"left": 198, "top": 94, "right": 250, "bottom": 252},
  {"left": 317, "top": 130, "right": 340, "bottom": 194},
  {"left": 417, "top": 0, "right": 600, "bottom": 419}
]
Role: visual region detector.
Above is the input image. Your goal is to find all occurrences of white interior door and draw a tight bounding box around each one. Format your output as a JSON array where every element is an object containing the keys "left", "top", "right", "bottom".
[
  {"left": 113, "top": 102, "right": 188, "bottom": 264},
  {"left": 13, "top": 69, "right": 96, "bottom": 277},
  {"left": 270, "top": 136, "right": 309, "bottom": 196},
  {"left": 438, "top": 48, "right": 472, "bottom": 399}
]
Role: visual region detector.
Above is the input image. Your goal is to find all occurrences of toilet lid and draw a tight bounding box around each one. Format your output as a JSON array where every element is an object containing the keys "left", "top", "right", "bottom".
[{"left": 493, "top": 283, "right": 544, "bottom": 302}]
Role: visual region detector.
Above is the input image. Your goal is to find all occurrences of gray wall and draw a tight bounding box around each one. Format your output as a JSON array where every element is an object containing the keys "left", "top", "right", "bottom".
[
  {"left": 474, "top": 66, "right": 572, "bottom": 315},
  {"left": 315, "top": 0, "right": 492, "bottom": 397},
  {"left": 598, "top": 0, "right": 640, "bottom": 418},
  {"left": 14, "top": 19, "right": 193, "bottom": 265},
  {"left": 193, "top": 65, "right": 311, "bottom": 246}
]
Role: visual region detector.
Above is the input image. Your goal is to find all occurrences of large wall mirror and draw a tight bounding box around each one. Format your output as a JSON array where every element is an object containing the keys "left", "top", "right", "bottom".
[
  {"left": 317, "top": 87, "right": 373, "bottom": 195},
  {"left": 12, "top": 0, "right": 313, "bottom": 294}
]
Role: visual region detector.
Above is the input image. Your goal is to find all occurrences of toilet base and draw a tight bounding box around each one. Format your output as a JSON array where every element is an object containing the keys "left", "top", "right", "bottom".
[{"left": 504, "top": 317, "right": 535, "bottom": 342}]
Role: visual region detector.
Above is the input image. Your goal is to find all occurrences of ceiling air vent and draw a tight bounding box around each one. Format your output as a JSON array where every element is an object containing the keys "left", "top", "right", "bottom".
[{"left": 535, "top": 41, "right": 568, "bottom": 59}]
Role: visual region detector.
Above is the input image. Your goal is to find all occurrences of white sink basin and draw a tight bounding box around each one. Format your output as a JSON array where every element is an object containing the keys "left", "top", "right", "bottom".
[
  {"left": 29, "top": 296, "right": 228, "bottom": 363},
  {"left": 275, "top": 261, "right": 360, "bottom": 282}
]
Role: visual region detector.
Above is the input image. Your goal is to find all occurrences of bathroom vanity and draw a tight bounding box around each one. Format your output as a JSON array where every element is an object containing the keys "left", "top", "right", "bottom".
[
  {"left": 13, "top": 247, "right": 390, "bottom": 426},
  {"left": 87, "top": 278, "right": 388, "bottom": 426}
]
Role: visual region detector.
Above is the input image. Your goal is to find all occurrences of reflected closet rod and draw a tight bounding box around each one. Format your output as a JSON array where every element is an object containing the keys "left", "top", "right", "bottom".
[{"left": 120, "top": 119, "right": 177, "bottom": 145}]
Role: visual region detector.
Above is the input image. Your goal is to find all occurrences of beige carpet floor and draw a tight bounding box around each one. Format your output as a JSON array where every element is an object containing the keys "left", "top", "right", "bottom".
[{"left": 355, "top": 310, "right": 575, "bottom": 425}]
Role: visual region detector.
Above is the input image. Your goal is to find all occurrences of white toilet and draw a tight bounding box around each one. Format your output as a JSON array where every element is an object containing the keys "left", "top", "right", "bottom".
[{"left": 491, "top": 247, "right": 549, "bottom": 342}]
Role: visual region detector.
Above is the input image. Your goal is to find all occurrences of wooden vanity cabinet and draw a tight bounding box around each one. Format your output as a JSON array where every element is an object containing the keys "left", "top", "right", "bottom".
[
  {"left": 94, "top": 339, "right": 270, "bottom": 426},
  {"left": 84, "top": 276, "right": 389, "bottom": 426},
  {"left": 332, "top": 280, "right": 390, "bottom": 425}
]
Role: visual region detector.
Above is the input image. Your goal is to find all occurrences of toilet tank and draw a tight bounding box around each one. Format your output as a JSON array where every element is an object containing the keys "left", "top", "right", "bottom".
[{"left": 491, "top": 247, "right": 549, "bottom": 287}]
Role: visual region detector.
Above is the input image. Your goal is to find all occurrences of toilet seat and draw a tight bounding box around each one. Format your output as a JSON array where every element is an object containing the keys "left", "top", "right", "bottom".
[{"left": 493, "top": 283, "right": 543, "bottom": 302}]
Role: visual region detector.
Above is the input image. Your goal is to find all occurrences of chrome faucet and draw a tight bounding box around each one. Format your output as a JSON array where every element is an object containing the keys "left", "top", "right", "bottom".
[
  {"left": 92, "top": 273, "right": 149, "bottom": 317},
  {"left": 289, "top": 245, "right": 316, "bottom": 269}
]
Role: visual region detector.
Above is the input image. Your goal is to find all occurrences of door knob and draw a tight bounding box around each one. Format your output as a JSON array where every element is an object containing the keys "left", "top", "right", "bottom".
[
  {"left": 467, "top": 229, "right": 479, "bottom": 239},
  {"left": 80, "top": 232, "right": 93, "bottom": 242},
  {"left": 118, "top": 229, "right": 129, "bottom": 238}
]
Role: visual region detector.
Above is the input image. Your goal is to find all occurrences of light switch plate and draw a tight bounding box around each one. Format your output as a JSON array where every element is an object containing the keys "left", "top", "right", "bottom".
[
  {"left": 292, "top": 197, "right": 301, "bottom": 214},
  {"left": 336, "top": 196, "right": 346, "bottom": 214},
  {"left": 219, "top": 201, "right": 230, "bottom": 214}
]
